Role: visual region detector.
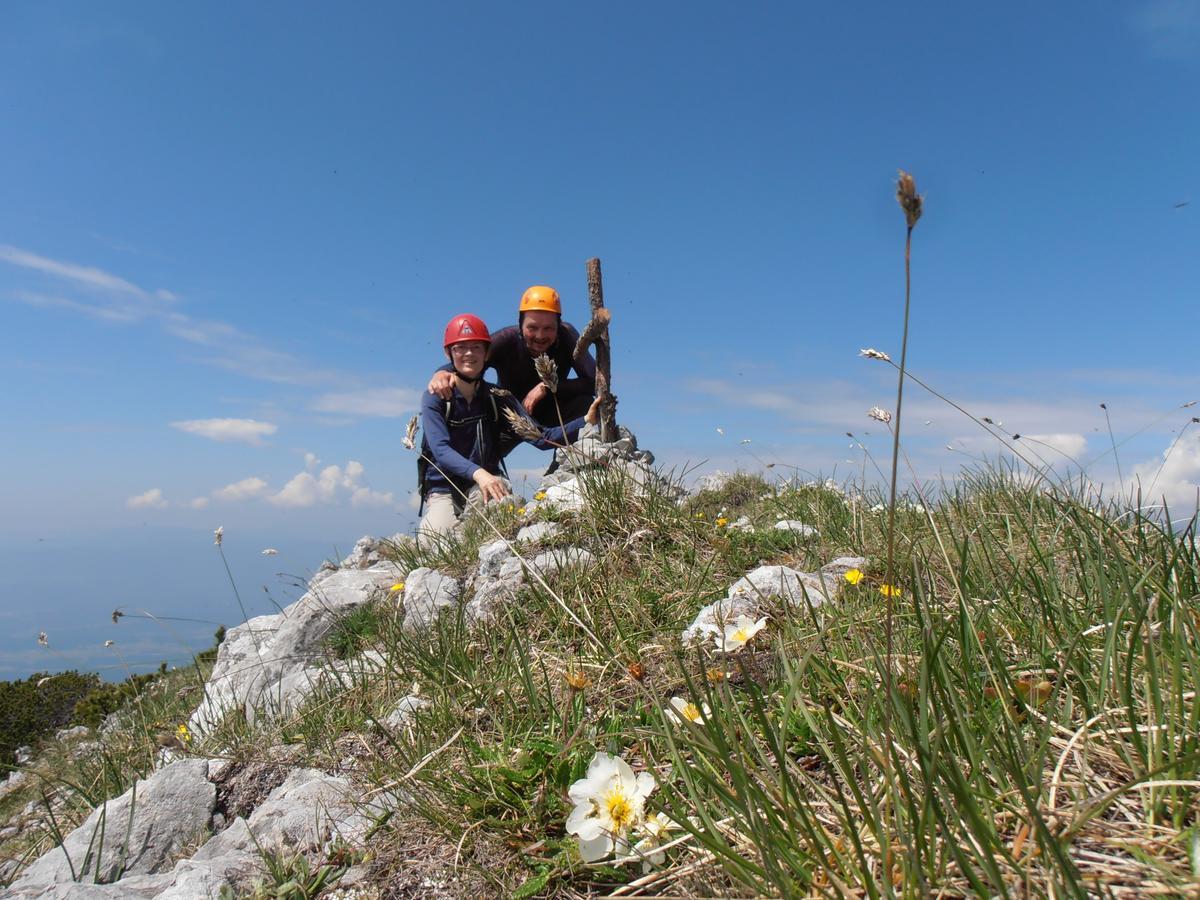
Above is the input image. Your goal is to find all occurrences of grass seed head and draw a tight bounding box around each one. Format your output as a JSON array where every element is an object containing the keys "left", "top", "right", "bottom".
[
  {"left": 503, "top": 407, "right": 543, "bottom": 442},
  {"left": 402, "top": 414, "right": 420, "bottom": 450},
  {"left": 534, "top": 353, "right": 559, "bottom": 393},
  {"left": 896, "top": 170, "right": 923, "bottom": 228}
]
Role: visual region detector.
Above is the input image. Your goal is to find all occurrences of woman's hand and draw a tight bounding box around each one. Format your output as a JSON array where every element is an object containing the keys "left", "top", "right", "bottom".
[
  {"left": 427, "top": 370, "right": 455, "bottom": 399},
  {"left": 472, "top": 469, "right": 510, "bottom": 503}
]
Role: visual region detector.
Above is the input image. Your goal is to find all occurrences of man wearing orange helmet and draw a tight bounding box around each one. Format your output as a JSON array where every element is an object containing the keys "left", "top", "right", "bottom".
[
  {"left": 426, "top": 286, "right": 597, "bottom": 454},
  {"left": 418, "top": 313, "right": 596, "bottom": 540}
]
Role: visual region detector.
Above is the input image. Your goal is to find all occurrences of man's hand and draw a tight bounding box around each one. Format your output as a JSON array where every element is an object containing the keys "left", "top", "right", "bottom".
[
  {"left": 427, "top": 370, "right": 455, "bottom": 400},
  {"left": 523, "top": 383, "right": 548, "bottom": 413},
  {"left": 585, "top": 395, "right": 604, "bottom": 425},
  {"left": 472, "top": 469, "right": 510, "bottom": 503}
]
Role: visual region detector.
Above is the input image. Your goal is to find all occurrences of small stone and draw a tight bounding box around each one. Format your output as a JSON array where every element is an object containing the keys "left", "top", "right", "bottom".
[{"left": 774, "top": 520, "right": 818, "bottom": 537}]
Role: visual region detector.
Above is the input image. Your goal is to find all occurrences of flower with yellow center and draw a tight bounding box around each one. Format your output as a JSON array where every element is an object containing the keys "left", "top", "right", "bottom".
[
  {"left": 715, "top": 517, "right": 728, "bottom": 528},
  {"left": 632, "top": 812, "right": 677, "bottom": 871},
  {"left": 566, "top": 752, "right": 656, "bottom": 862},
  {"left": 667, "top": 696, "right": 710, "bottom": 727},
  {"left": 534, "top": 491, "right": 547, "bottom": 501},
  {"left": 389, "top": 582, "right": 405, "bottom": 593},
  {"left": 879, "top": 584, "right": 902, "bottom": 598},
  {"left": 713, "top": 614, "right": 768, "bottom": 653},
  {"left": 844, "top": 569, "right": 865, "bottom": 585},
  {"left": 565, "top": 668, "right": 591, "bottom": 691},
  {"left": 517, "top": 507, "right": 526, "bottom": 516}
]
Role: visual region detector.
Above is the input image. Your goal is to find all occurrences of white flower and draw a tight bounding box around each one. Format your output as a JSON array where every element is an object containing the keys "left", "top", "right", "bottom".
[
  {"left": 566, "top": 752, "right": 656, "bottom": 862},
  {"left": 666, "top": 696, "right": 710, "bottom": 727},
  {"left": 104, "top": 640, "right": 114, "bottom": 648},
  {"left": 632, "top": 812, "right": 677, "bottom": 872},
  {"left": 859, "top": 348, "right": 892, "bottom": 362},
  {"left": 868, "top": 406, "right": 892, "bottom": 424},
  {"left": 261, "top": 548, "right": 279, "bottom": 556},
  {"left": 213, "top": 526, "right": 224, "bottom": 546},
  {"left": 713, "top": 615, "right": 767, "bottom": 653},
  {"left": 37, "top": 632, "right": 48, "bottom": 647}
]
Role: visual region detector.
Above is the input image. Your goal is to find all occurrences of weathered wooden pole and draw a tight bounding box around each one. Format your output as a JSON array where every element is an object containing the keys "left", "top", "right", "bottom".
[{"left": 575, "top": 257, "right": 618, "bottom": 442}]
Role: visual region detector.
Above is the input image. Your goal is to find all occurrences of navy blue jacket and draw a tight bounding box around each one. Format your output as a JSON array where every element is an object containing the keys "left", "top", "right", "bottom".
[{"left": 420, "top": 380, "right": 583, "bottom": 498}]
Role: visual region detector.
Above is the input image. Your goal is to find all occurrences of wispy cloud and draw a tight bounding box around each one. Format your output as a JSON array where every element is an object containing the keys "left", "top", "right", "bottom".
[
  {"left": 0, "top": 244, "right": 153, "bottom": 298},
  {"left": 126, "top": 488, "right": 167, "bottom": 509},
  {"left": 1, "top": 245, "right": 351, "bottom": 388},
  {"left": 311, "top": 387, "right": 420, "bottom": 418},
  {"left": 1130, "top": 0, "right": 1200, "bottom": 59},
  {"left": 171, "top": 418, "right": 278, "bottom": 445}
]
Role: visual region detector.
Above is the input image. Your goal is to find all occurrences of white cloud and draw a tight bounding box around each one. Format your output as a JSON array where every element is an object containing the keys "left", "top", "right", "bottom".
[
  {"left": 171, "top": 418, "right": 277, "bottom": 445},
  {"left": 1021, "top": 433, "right": 1088, "bottom": 461},
  {"left": 0, "top": 244, "right": 150, "bottom": 297},
  {"left": 189, "top": 497, "right": 210, "bottom": 509},
  {"left": 214, "top": 477, "right": 269, "bottom": 501},
  {"left": 269, "top": 459, "right": 393, "bottom": 509},
  {"left": 1127, "top": 432, "right": 1200, "bottom": 514},
  {"left": 126, "top": 488, "right": 167, "bottom": 509},
  {"left": 311, "top": 387, "right": 420, "bottom": 418}
]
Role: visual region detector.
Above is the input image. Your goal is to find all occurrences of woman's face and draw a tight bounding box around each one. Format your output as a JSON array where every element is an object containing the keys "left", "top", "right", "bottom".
[{"left": 448, "top": 341, "right": 488, "bottom": 379}]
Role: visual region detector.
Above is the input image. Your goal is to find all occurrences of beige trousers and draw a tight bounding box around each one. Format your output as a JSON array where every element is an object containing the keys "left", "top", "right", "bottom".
[{"left": 418, "top": 480, "right": 511, "bottom": 544}]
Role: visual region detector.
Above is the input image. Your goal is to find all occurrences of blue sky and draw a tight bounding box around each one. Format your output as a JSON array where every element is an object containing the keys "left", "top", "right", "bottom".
[{"left": 2, "top": 2, "right": 1198, "bottom": 678}]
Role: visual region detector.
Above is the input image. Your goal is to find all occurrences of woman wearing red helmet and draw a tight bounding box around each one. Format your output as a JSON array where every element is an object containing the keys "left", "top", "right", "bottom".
[{"left": 417, "top": 314, "right": 595, "bottom": 541}]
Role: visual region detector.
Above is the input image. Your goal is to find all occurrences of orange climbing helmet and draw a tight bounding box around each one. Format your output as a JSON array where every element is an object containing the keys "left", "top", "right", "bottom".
[
  {"left": 443, "top": 314, "right": 492, "bottom": 349},
  {"left": 518, "top": 285, "right": 561, "bottom": 315}
]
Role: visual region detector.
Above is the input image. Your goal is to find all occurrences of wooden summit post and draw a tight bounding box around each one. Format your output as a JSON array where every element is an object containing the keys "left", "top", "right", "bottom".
[{"left": 575, "top": 257, "right": 618, "bottom": 442}]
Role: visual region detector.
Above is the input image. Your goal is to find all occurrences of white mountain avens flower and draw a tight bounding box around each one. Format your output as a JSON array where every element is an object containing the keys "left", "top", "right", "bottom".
[
  {"left": 37, "top": 632, "right": 48, "bottom": 647},
  {"left": 667, "top": 696, "right": 710, "bottom": 727},
  {"left": 714, "top": 615, "right": 767, "bottom": 653},
  {"left": 632, "top": 812, "right": 677, "bottom": 872},
  {"left": 566, "top": 752, "right": 656, "bottom": 862}
]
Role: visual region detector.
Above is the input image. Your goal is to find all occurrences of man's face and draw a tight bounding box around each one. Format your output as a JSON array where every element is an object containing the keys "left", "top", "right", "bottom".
[{"left": 521, "top": 310, "right": 558, "bottom": 355}]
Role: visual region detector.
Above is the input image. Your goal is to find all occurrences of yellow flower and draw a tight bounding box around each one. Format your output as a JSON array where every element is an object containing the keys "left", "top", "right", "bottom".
[
  {"left": 176, "top": 724, "right": 192, "bottom": 744},
  {"left": 565, "top": 668, "right": 591, "bottom": 691},
  {"left": 517, "top": 507, "right": 526, "bottom": 516},
  {"left": 389, "top": 582, "right": 405, "bottom": 592},
  {"left": 844, "top": 569, "right": 865, "bottom": 585},
  {"left": 879, "top": 584, "right": 902, "bottom": 598},
  {"left": 715, "top": 517, "right": 728, "bottom": 527},
  {"left": 694, "top": 512, "right": 705, "bottom": 519},
  {"left": 534, "top": 491, "right": 547, "bottom": 501}
]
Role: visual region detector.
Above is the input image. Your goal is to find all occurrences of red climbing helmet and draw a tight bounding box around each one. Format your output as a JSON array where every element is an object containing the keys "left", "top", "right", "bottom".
[{"left": 442, "top": 314, "right": 492, "bottom": 349}]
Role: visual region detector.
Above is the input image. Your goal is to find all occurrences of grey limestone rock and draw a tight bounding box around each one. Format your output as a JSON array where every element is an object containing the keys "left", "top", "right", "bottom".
[
  {"left": 9, "top": 759, "right": 214, "bottom": 890},
  {"left": 401, "top": 567, "right": 461, "bottom": 629},
  {"left": 774, "top": 520, "right": 818, "bottom": 537},
  {"left": 476, "top": 540, "right": 513, "bottom": 577},
  {"left": 821, "top": 556, "right": 868, "bottom": 578},
  {"left": 682, "top": 563, "right": 847, "bottom": 644},
  {"left": 727, "top": 515, "right": 753, "bottom": 532},
  {"left": 188, "top": 562, "right": 401, "bottom": 738},
  {"left": 54, "top": 726, "right": 89, "bottom": 742},
  {"left": 695, "top": 470, "right": 735, "bottom": 494},
  {"left": 515, "top": 522, "right": 562, "bottom": 545},
  {"left": 382, "top": 695, "right": 430, "bottom": 729}
]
